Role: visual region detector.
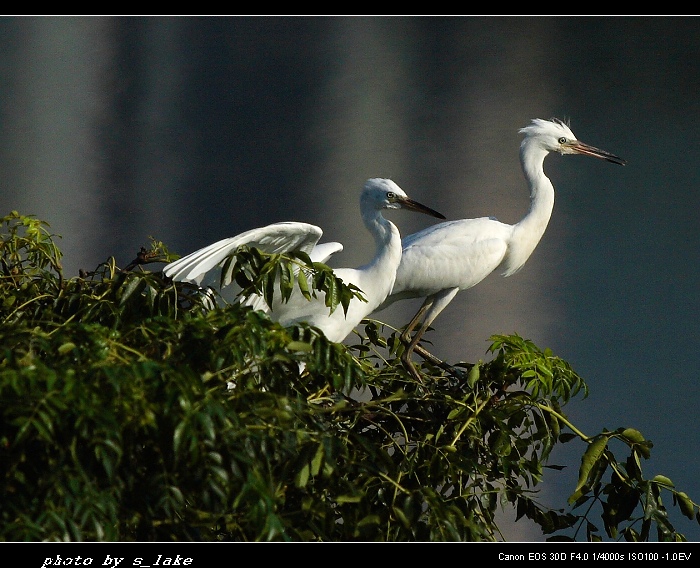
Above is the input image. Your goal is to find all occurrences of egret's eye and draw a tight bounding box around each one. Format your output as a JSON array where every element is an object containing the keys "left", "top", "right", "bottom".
[
  {"left": 558, "top": 137, "right": 567, "bottom": 144},
  {"left": 386, "top": 192, "right": 396, "bottom": 199}
]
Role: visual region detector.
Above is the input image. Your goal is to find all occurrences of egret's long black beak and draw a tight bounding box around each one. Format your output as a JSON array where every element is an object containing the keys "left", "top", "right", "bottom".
[
  {"left": 395, "top": 196, "right": 446, "bottom": 220},
  {"left": 568, "top": 141, "right": 626, "bottom": 166}
]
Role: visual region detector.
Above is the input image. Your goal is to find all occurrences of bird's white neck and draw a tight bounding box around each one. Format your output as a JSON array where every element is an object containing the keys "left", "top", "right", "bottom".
[
  {"left": 363, "top": 210, "right": 401, "bottom": 268},
  {"left": 355, "top": 211, "right": 402, "bottom": 304},
  {"left": 502, "top": 142, "right": 555, "bottom": 277}
]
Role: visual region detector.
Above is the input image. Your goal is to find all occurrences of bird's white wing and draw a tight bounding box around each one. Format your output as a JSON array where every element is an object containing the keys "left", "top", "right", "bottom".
[
  {"left": 309, "top": 241, "right": 343, "bottom": 264},
  {"left": 163, "top": 222, "right": 325, "bottom": 287},
  {"left": 163, "top": 222, "right": 332, "bottom": 309},
  {"left": 376, "top": 217, "right": 512, "bottom": 311}
]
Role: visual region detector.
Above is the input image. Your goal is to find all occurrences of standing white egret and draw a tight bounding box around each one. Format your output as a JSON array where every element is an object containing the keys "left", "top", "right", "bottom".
[
  {"left": 163, "top": 178, "right": 445, "bottom": 345},
  {"left": 373, "top": 118, "right": 626, "bottom": 382}
]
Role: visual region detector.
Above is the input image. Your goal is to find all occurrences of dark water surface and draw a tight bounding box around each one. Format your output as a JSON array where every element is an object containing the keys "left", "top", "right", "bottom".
[{"left": 2, "top": 16, "right": 699, "bottom": 541}]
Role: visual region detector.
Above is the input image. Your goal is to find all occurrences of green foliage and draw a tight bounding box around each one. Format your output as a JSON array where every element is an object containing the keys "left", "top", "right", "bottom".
[
  {"left": 1, "top": 211, "right": 698, "bottom": 541},
  {"left": 219, "top": 245, "right": 366, "bottom": 316}
]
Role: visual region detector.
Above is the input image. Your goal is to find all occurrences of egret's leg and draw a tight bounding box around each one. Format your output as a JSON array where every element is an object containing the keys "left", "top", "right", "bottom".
[
  {"left": 399, "top": 298, "right": 434, "bottom": 382},
  {"left": 400, "top": 288, "right": 459, "bottom": 381},
  {"left": 401, "top": 319, "right": 449, "bottom": 380},
  {"left": 399, "top": 297, "right": 433, "bottom": 349}
]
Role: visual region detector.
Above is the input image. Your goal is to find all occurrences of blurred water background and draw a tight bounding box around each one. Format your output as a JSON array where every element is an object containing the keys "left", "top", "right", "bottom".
[{"left": 1, "top": 16, "right": 699, "bottom": 541}]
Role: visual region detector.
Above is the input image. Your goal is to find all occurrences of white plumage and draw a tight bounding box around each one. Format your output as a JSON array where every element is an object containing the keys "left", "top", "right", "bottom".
[
  {"left": 374, "top": 118, "right": 626, "bottom": 381},
  {"left": 163, "top": 178, "right": 444, "bottom": 344}
]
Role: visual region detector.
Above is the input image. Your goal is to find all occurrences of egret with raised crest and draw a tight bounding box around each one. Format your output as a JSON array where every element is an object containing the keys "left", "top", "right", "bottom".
[{"left": 373, "top": 118, "right": 626, "bottom": 381}]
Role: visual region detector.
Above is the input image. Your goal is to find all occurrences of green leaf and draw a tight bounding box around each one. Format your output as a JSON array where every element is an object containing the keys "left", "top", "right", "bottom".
[
  {"left": 621, "top": 428, "right": 645, "bottom": 444},
  {"left": 297, "top": 269, "right": 311, "bottom": 300},
  {"left": 119, "top": 276, "right": 146, "bottom": 306},
  {"left": 278, "top": 258, "right": 294, "bottom": 302},
  {"left": 447, "top": 406, "right": 465, "bottom": 420},
  {"left": 287, "top": 340, "right": 312, "bottom": 352},
  {"left": 173, "top": 421, "right": 186, "bottom": 456},
  {"left": 57, "top": 342, "right": 76, "bottom": 355},
  {"left": 324, "top": 277, "right": 340, "bottom": 315},
  {"left": 392, "top": 506, "right": 411, "bottom": 529},
  {"left": 335, "top": 495, "right": 363, "bottom": 503},
  {"left": 652, "top": 475, "right": 674, "bottom": 488},
  {"left": 677, "top": 492, "right": 695, "bottom": 520},
  {"left": 295, "top": 463, "right": 310, "bottom": 488},
  {"left": 311, "top": 443, "right": 324, "bottom": 477},
  {"left": 467, "top": 363, "right": 480, "bottom": 388},
  {"left": 571, "top": 435, "right": 609, "bottom": 501}
]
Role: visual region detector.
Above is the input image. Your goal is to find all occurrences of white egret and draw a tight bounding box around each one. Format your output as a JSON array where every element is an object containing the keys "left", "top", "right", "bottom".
[
  {"left": 163, "top": 178, "right": 445, "bottom": 345},
  {"left": 373, "top": 118, "right": 626, "bottom": 382}
]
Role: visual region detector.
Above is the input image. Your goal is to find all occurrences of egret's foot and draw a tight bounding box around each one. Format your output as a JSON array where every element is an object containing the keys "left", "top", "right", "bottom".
[
  {"left": 400, "top": 351, "right": 424, "bottom": 384},
  {"left": 403, "top": 344, "right": 469, "bottom": 383},
  {"left": 411, "top": 343, "right": 462, "bottom": 378}
]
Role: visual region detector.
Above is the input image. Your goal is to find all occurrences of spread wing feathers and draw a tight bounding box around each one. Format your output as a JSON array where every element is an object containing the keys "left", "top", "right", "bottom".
[
  {"left": 163, "top": 222, "right": 326, "bottom": 287},
  {"left": 163, "top": 222, "right": 344, "bottom": 310},
  {"left": 308, "top": 241, "right": 344, "bottom": 264}
]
